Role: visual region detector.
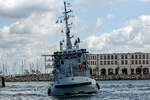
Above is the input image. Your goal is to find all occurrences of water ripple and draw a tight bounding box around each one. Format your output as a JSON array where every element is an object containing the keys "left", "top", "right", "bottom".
[{"left": 0, "top": 80, "right": 150, "bottom": 100}]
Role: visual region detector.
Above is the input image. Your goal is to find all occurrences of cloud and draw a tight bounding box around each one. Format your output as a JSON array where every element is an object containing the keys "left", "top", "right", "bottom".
[
  {"left": 0, "top": 10, "right": 60, "bottom": 49},
  {"left": 82, "top": 15, "right": 150, "bottom": 53},
  {"left": 95, "top": 17, "right": 103, "bottom": 29},
  {"left": 73, "top": 0, "right": 118, "bottom": 9},
  {"left": 9, "top": 13, "right": 60, "bottom": 35},
  {"left": 79, "top": 17, "right": 103, "bottom": 34},
  {"left": 106, "top": 14, "right": 113, "bottom": 19},
  {"left": 0, "top": 0, "right": 63, "bottom": 74},
  {"left": 0, "top": 0, "right": 62, "bottom": 18}
]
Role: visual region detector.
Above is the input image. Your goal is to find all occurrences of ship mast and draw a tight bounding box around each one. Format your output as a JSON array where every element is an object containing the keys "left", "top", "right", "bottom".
[{"left": 64, "top": 1, "right": 72, "bottom": 50}]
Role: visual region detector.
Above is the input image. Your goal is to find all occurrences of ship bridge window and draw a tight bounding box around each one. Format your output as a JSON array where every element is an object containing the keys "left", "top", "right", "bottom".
[
  {"left": 59, "top": 55, "right": 62, "bottom": 59},
  {"left": 83, "top": 61, "right": 86, "bottom": 65},
  {"left": 65, "top": 56, "right": 68, "bottom": 59},
  {"left": 78, "top": 53, "right": 81, "bottom": 57},
  {"left": 78, "top": 59, "right": 81, "bottom": 63},
  {"left": 61, "top": 60, "right": 64, "bottom": 64}
]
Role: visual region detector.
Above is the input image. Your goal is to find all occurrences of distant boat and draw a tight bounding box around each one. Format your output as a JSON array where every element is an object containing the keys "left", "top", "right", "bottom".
[
  {"left": 0, "top": 77, "right": 5, "bottom": 87},
  {"left": 47, "top": 1, "right": 100, "bottom": 96}
]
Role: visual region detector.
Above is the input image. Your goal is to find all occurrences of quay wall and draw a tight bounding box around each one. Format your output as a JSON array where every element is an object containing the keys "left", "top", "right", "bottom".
[
  {"left": 5, "top": 74, "right": 53, "bottom": 82},
  {"left": 4, "top": 74, "right": 150, "bottom": 82},
  {"left": 92, "top": 75, "right": 150, "bottom": 80}
]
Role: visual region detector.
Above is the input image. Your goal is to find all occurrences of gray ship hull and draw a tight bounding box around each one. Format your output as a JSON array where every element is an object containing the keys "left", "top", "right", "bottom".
[{"left": 49, "top": 76, "right": 99, "bottom": 96}]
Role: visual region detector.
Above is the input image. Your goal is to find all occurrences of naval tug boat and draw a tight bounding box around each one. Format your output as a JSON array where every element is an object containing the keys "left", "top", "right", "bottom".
[{"left": 48, "top": 1, "right": 100, "bottom": 96}]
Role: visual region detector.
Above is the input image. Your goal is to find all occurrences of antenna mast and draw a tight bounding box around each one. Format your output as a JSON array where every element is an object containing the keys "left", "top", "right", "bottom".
[{"left": 64, "top": 1, "right": 72, "bottom": 49}]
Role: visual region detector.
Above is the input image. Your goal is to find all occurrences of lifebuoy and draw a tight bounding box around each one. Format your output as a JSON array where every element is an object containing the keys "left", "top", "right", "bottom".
[{"left": 78, "top": 64, "right": 83, "bottom": 69}]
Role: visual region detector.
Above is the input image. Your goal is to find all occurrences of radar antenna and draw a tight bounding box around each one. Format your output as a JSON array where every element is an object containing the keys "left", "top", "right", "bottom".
[{"left": 64, "top": 1, "right": 72, "bottom": 49}]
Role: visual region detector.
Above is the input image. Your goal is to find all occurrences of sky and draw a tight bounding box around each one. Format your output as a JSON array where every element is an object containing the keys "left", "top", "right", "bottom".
[{"left": 0, "top": 0, "right": 150, "bottom": 75}]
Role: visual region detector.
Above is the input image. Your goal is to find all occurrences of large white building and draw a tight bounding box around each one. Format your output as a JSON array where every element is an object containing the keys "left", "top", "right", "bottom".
[{"left": 87, "top": 53, "right": 150, "bottom": 75}]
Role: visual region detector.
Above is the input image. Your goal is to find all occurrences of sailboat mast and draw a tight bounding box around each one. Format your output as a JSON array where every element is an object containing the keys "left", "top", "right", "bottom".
[{"left": 64, "top": 1, "right": 72, "bottom": 49}]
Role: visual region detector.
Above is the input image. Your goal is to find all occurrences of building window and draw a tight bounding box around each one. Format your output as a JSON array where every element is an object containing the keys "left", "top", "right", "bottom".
[
  {"left": 115, "top": 55, "right": 117, "bottom": 59},
  {"left": 92, "top": 56, "right": 93, "bottom": 60},
  {"left": 132, "top": 60, "right": 134, "bottom": 64},
  {"left": 143, "top": 60, "right": 145, "bottom": 64},
  {"left": 95, "top": 61, "right": 97, "bottom": 65},
  {"left": 146, "top": 55, "right": 149, "bottom": 59},
  {"left": 93, "top": 61, "right": 95, "bottom": 65},
  {"left": 136, "top": 68, "right": 142, "bottom": 74},
  {"left": 146, "top": 60, "right": 149, "bottom": 64},
  {"left": 108, "top": 55, "right": 110, "bottom": 59},
  {"left": 139, "top": 60, "right": 141, "bottom": 64},
  {"left": 91, "top": 61, "right": 93, "bottom": 65},
  {"left": 115, "top": 68, "right": 119, "bottom": 75},
  {"left": 135, "top": 60, "right": 138, "bottom": 64},
  {"left": 135, "top": 55, "right": 137, "bottom": 59},
  {"left": 132, "top": 55, "right": 134, "bottom": 59},
  {"left": 107, "top": 61, "right": 110, "bottom": 65},
  {"left": 131, "top": 69, "right": 134, "bottom": 74},
  {"left": 143, "top": 68, "right": 149, "bottom": 75},
  {"left": 121, "top": 55, "right": 124, "bottom": 59},
  {"left": 139, "top": 55, "right": 141, "bottom": 59},
  {"left": 111, "top": 55, "right": 113, "bottom": 59},
  {"left": 104, "top": 61, "right": 106, "bottom": 65},
  {"left": 108, "top": 69, "right": 114, "bottom": 75},
  {"left": 100, "top": 56, "right": 103, "bottom": 59},
  {"left": 143, "top": 55, "right": 145, "bottom": 59},
  {"left": 100, "top": 61, "right": 103, "bottom": 65},
  {"left": 101, "top": 69, "right": 106, "bottom": 75},
  {"left": 89, "top": 61, "right": 91, "bottom": 65},
  {"left": 104, "top": 56, "right": 106, "bottom": 60},
  {"left": 125, "top": 60, "right": 128, "bottom": 64},
  {"left": 115, "top": 61, "right": 118, "bottom": 64},
  {"left": 122, "top": 68, "right": 128, "bottom": 75},
  {"left": 121, "top": 60, "right": 124, "bottom": 64},
  {"left": 111, "top": 61, "right": 113, "bottom": 65},
  {"left": 94, "top": 56, "right": 96, "bottom": 60},
  {"left": 125, "top": 55, "right": 128, "bottom": 59}
]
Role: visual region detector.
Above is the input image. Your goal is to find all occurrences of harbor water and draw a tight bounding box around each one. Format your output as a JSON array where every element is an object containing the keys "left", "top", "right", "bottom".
[{"left": 0, "top": 80, "right": 150, "bottom": 100}]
